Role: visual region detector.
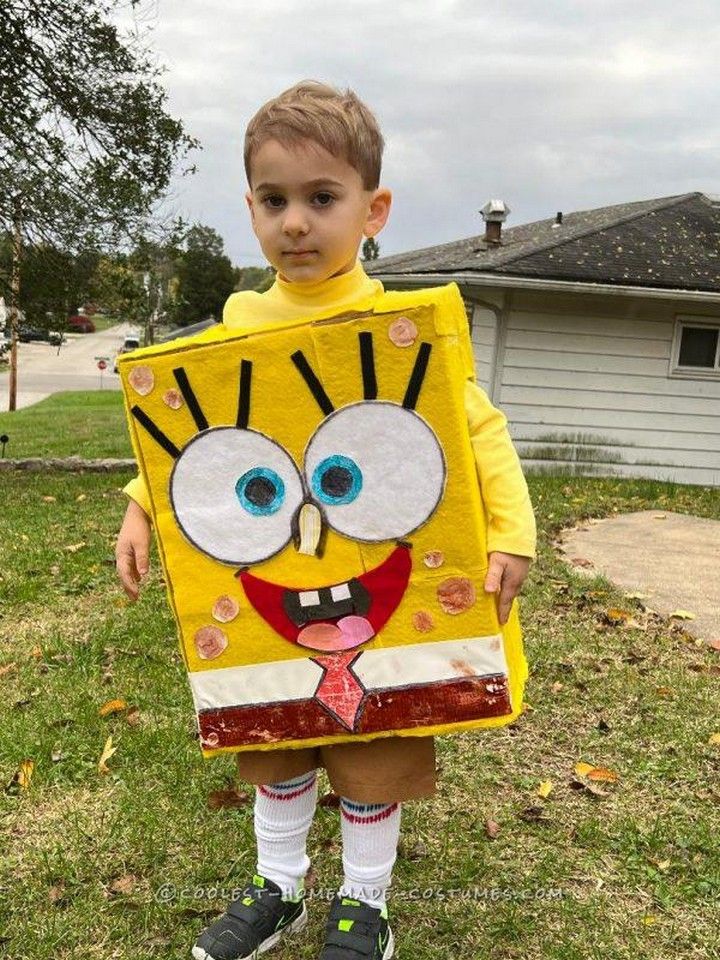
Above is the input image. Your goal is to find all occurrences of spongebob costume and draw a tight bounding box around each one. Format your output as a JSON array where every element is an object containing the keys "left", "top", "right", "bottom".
[{"left": 120, "top": 262, "right": 535, "bottom": 799}]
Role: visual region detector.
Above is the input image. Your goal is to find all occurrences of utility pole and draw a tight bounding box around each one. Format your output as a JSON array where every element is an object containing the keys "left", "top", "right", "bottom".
[{"left": 8, "top": 199, "right": 22, "bottom": 412}]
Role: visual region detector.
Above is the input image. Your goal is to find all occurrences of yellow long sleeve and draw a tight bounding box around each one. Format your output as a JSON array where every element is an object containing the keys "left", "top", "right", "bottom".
[{"left": 464, "top": 380, "right": 536, "bottom": 559}]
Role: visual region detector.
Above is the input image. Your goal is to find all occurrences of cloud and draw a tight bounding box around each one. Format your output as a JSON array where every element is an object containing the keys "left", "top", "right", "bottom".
[{"left": 122, "top": 0, "right": 720, "bottom": 265}]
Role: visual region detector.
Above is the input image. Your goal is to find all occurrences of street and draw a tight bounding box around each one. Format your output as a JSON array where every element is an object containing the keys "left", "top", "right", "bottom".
[{"left": 0, "top": 323, "right": 133, "bottom": 411}]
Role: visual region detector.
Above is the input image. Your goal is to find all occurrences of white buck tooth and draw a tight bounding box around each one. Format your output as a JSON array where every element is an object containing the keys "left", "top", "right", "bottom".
[
  {"left": 299, "top": 590, "right": 320, "bottom": 607},
  {"left": 330, "top": 582, "right": 351, "bottom": 602}
]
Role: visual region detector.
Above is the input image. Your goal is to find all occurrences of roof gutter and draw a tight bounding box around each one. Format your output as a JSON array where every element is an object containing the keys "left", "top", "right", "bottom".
[{"left": 373, "top": 271, "right": 720, "bottom": 305}]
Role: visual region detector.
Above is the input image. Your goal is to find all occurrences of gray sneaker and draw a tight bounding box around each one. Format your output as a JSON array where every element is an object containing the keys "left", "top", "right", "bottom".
[{"left": 191, "top": 874, "right": 307, "bottom": 960}]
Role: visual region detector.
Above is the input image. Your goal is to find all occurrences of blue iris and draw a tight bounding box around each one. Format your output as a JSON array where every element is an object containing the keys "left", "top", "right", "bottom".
[
  {"left": 311, "top": 455, "right": 362, "bottom": 505},
  {"left": 236, "top": 467, "right": 285, "bottom": 516}
]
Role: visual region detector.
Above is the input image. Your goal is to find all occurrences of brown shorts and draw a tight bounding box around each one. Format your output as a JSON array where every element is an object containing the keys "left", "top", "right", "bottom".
[{"left": 235, "top": 735, "right": 437, "bottom": 804}]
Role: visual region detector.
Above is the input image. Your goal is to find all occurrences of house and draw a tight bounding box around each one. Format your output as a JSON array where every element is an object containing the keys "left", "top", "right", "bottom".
[{"left": 367, "top": 192, "right": 720, "bottom": 487}]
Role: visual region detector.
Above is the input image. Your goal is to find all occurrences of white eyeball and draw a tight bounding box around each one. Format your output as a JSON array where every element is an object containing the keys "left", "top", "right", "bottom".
[
  {"left": 170, "top": 427, "right": 303, "bottom": 565},
  {"left": 304, "top": 401, "right": 446, "bottom": 542}
]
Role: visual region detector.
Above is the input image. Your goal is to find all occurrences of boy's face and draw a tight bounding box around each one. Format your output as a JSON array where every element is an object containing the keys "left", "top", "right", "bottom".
[{"left": 246, "top": 138, "right": 391, "bottom": 284}]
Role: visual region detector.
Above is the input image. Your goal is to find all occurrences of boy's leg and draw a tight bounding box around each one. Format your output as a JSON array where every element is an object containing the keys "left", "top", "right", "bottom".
[
  {"left": 254, "top": 770, "right": 319, "bottom": 896},
  {"left": 338, "top": 798, "right": 401, "bottom": 909}
]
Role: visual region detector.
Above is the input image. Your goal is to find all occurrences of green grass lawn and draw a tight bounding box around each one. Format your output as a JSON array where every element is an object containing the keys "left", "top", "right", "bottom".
[
  {"left": 0, "top": 391, "right": 132, "bottom": 459},
  {"left": 1, "top": 472, "right": 718, "bottom": 959}
]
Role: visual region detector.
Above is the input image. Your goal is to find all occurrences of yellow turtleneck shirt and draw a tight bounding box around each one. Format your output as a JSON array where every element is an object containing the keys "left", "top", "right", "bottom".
[{"left": 123, "top": 261, "right": 536, "bottom": 559}]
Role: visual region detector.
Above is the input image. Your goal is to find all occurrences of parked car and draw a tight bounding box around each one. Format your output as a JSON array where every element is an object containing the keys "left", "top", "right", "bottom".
[
  {"left": 68, "top": 314, "right": 95, "bottom": 333},
  {"left": 114, "top": 333, "right": 141, "bottom": 373},
  {"left": 18, "top": 326, "right": 65, "bottom": 345}
]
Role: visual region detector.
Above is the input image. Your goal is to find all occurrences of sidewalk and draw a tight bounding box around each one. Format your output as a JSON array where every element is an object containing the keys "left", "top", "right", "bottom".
[{"left": 558, "top": 510, "right": 720, "bottom": 643}]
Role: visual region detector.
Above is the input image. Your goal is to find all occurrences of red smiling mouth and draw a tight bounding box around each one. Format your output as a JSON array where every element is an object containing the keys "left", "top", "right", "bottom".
[{"left": 237, "top": 545, "right": 412, "bottom": 652}]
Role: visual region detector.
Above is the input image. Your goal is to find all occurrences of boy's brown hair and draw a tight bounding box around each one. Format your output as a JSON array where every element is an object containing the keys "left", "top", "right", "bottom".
[{"left": 244, "top": 80, "right": 384, "bottom": 190}]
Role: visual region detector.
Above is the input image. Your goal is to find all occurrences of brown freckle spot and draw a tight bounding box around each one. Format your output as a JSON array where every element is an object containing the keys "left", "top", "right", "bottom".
[
  {"left": 437, "top": 577, "right": 476, "bottom": 614},
  {"left": 212, "top": 595, "right": 239, "bottom": 623},
  {"left": 128, "top": 365, "right": 154, "bottom": 396},
  {"left": 194, "top": 625, "right": 228, "bottom": 660},
  {"left": 388, "top": 316, "right": 418, "bottom": 347},
  {"left": 163, "top": 388, "right": 184, "bottom": 409},
  {"left": 412, "top": 611, "right": 434, "bottom": 633},
  {"left": 423, "top": 550, "right": 444, "bottom": 569},
  {"left": 451, "top": 659, "right": 477, "bottom": 677}
]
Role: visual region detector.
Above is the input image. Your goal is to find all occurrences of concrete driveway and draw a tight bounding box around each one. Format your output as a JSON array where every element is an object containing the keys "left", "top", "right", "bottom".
[
  {"left": 559, "top": 510, "right": 720, "bottom": 644},
  {"left": 0, "top": 323, "right": 132, "bottom": 411}
]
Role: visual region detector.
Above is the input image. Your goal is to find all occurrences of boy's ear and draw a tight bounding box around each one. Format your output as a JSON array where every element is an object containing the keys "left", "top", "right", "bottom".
[
  {"left": 245, "top": 190, "right": 256, "bottom": 227},
  {"left": 364, "top": 187, "right": 392, "bottom": 238}
]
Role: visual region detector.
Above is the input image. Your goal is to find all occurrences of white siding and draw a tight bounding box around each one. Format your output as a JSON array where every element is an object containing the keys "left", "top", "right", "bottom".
[{"left": 492, "top": 290, "right": 720, "bottom": 486}]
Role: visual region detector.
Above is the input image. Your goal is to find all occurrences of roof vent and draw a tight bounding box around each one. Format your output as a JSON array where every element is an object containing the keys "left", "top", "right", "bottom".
[
  {"left": 551, "top": 211, "right": 563, "bottom": 229},
  {"left": 480, "top": 199, "right": 510, "bottom": 244}
]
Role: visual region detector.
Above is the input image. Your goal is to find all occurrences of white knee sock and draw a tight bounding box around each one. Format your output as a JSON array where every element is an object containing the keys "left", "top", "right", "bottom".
[
  {"left": 254, "top": 770, "right": 318, "bottom": 899},
  {"left": 338, "top": 798, "right": 401, "bottom": 910}
]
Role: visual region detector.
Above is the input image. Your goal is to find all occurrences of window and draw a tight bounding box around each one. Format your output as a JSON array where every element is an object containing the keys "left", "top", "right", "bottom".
[{"left": 672, "top": 318, "right": 720, "bottom": 377}]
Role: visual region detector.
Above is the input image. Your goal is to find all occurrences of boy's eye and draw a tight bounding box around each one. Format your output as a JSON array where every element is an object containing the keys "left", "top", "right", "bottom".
[
  {"left": 313, "top": 192, "right": 335, "bottom": 206},
  {"left": 262, "top": 195, "right": 285, "bottom": 208}
]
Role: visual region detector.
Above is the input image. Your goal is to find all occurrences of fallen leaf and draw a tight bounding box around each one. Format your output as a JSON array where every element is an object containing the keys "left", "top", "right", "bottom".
[
  {"left": 485, "top": 819, "right": 500, "bottom": 839},
  {"left": 0, "top": 662, "right": 17, "bottom": 677},
  {"left": 76, "top": 493, "right": 87, "bottom": 502},
  {"left": 125, "top": 706, "right": 141, "bottom": 726},
  {"left": 642, "top": 915, "right": 658, "bottom": 925},
  {"left": 30, "top": 645, "right": 43, "bottom": 660},
  {"left": 551, "top": 681, "right": 564, "bottom": 693},
  {"left": 709, "top": 639, "right": 720, "bottom": 652},
  {"left": 587, "top": 766, "right": 619, "bottom": 783},
  {"left": 708, "top": 733, "right": 720, "bottom": 746},
  {"left": 107, "top": 873, "right": 137, "bottom": 896},
  {"left": 575, "top": 762, "right": 594, "bottom": 778},
  {"left": 670, "top": 610, "right": 695, "bottom": 620},
  {"left": 99, "top": 698, "right": 128, "bottom": 717},
  {"left": 64, "top": 542, "right": 87, "bottom": 553},
  {"left": 48, "top": 881, "right": 66, "bottom": 904},
  {"left": 519, "top": 805, "right": 549, "bottom": 822},
  {"left": 625, "top": 591, "right": 650, "bottom": 601},
  {"left": 655, "top": 686, "right": 674, "bottom": 697},
  {"left": 605, "top": 608, "right": 632, "bottom": 625},
  {"left": 51, "top": 748, "right": 63, "bottom": 762},
  {"left": 570, "top": 557, "right": 594, "bottom": 568},
  {"left": 652, "top": 514, "right": 667, "bottom": 520},
  {"left": 207, "top": 788, "right": 251, "bottom": 809},
  {"left": 98, "top": 736, "right": 117, "bottom": 775},
  {"left": 41, "top": 495, "right": 56, "bottom": 503},
  {"left": 536, "top": 780, "right": 553, "bottom": 798}
]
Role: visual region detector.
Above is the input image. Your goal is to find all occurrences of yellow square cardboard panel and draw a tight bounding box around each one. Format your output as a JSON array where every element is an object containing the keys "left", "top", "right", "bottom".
[{"left": 119, "top": 284, "right": 528, "bottom": 758}]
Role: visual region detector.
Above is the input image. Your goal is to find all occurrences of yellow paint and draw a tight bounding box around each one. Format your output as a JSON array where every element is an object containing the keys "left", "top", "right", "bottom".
[{"left": 119, "top": 284, "right": 528, "bottom": 756}]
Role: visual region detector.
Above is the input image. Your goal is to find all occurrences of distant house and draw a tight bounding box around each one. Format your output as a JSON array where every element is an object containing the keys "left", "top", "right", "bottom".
[{"left": 368, "top": 192, "right": 720, "bottom": 487}]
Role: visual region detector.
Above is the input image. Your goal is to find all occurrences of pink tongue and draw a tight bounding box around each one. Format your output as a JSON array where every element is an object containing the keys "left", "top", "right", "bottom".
[{"left": 297, "top": 615, "right": 375, "bottom": 651}]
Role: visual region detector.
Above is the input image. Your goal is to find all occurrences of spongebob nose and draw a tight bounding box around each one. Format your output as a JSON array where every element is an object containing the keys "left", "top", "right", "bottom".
[{"left": 295, "top": 501, "right": 323, "bottom": 556}]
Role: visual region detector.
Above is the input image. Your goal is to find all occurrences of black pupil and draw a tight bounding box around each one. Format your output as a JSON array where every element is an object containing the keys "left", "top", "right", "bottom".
[
  {"left": 245, "top": 476, "right": 277, "bottom": 507},
  {"left": 321, "top": 466, "right": 353, "bottom": 499}
]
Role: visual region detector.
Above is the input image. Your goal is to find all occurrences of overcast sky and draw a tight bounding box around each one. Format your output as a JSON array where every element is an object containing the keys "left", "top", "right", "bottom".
[{"left": 128, "top": 0, "right": 720, "bottom": 267}]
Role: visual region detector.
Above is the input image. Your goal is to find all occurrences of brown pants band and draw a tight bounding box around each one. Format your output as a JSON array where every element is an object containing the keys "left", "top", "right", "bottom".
[{"left": 235, "top": 735, "right": 437, "bottom": 804}]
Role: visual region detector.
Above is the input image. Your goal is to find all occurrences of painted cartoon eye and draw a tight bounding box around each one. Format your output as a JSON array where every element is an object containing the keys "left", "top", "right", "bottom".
[
  {"left": 304, "top": 401, "right": 446, "bottom": 542},
  {"left": 311, "top": 455, "right": 363, "bottom": 505},
  {"left": 171, "top": 427, "right": 303, "bottom": 565},
  {"left": 236, "top": 467, "right": 286, "bottom": 516}
]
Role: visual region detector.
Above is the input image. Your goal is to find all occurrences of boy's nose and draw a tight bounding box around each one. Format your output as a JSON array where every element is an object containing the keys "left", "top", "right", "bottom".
[{"left": 281, "top": 204, "right": 310, "bottom": 237}]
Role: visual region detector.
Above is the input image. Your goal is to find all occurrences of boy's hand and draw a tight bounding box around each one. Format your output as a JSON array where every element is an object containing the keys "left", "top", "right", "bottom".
[
  {"left": 115, "top": 499, "right": 151, "bottom": 601},
  {"left": 484, "top": 551, "right": 531, "bottom": 625}
]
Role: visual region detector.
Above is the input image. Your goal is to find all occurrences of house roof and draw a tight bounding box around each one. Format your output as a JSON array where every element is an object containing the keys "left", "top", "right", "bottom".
[{"left": 367, "top": 192, "right": 720, "bottom": 293}]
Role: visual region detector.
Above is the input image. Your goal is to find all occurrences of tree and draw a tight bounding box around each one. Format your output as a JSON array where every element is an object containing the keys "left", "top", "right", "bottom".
[
  {"left": 172, "top": 225, "right": 236, "bottom": 326},
  {"left": 361, "top": 237, "right": 380, "bottom": 261},
  {"left": 0, "top": 1, "right": 197, "bottom": 408}
]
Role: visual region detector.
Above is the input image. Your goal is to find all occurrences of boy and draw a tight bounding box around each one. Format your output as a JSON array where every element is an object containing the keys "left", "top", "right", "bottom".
[{"left": 116, "top": 81, "right": 535, "bottom": 960}]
